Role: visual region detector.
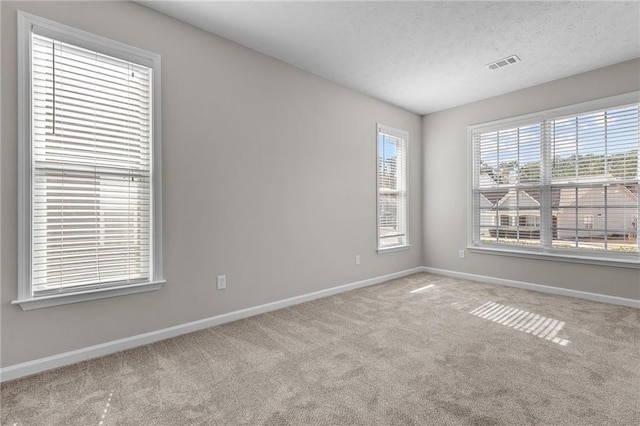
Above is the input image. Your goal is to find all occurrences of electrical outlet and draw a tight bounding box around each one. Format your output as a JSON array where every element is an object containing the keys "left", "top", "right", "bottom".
[
  {"left": 217, "top": 275, "right": 226, "bottom": 290},
  {"left": 355, "top": 255, "right": 361, "bottom": 265},
  {"left": 458, "top": 250, "right": 465, "bottom": 259}
]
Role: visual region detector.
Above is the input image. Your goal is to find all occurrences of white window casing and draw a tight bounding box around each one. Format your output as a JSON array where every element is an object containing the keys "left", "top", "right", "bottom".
[
  {"left": 15, "top": 12, "right": 164, "bottom": 309},
  {"left": 469, "top": 92, "right": 639, "bottom": 268},
  {"left": 377, "top": 124, "right": 409, "bottom": 252}
]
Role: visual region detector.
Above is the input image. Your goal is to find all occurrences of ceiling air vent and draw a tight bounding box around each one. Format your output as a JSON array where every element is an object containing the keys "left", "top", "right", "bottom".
[{"left": 486, "top": 55, "right": 521, "bottom": 70}]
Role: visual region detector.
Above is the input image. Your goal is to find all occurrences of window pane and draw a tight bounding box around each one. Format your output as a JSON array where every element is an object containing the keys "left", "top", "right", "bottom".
[
  {"left": 552, "top": 184, "right": 638, "bottom": 253},
  {"left": 479, "top": 125, "right": 541, "bottom": 187},
  {"left": 476, "top": 124, "right": 542, "bottom": 248},
  {"left": 32, "top": 169, "right": 150, "bottom": 294},
  {"left": 552, "top": 107, "right": 638, "bottom": 181},
  {"left": 486, "top": 190, "right": 541, "bottom": 246},
  {"left": 377, "top": 126, "right": 407, "bottom": 250}
]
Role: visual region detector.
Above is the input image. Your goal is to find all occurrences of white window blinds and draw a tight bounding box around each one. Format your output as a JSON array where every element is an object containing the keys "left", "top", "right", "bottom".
[
  {"left": 549, "top": 106, "right": 639, "bottom": 251},
  {"left": 377, "top": 125, "right": 408, "bottom": 250},
  {"left": 472, "top": 99, "right": 639, "bottom": 262},
  {"left": 474, "top": 123, "right": 543, "bottom": 245},
  {"left": 31, "top": 33, "right": 153, "bottom": 295}
]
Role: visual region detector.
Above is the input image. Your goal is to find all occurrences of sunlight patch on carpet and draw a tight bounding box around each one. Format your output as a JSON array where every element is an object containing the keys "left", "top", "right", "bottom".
[
  {"left": 98, "top": 390, "right": 114, "bottom": 425},
  {"left": 469, "top": 302, "right": 570, "bottom": 346},
  {"left": 410, "top": 284, "right": 435, "bottom": 293}
]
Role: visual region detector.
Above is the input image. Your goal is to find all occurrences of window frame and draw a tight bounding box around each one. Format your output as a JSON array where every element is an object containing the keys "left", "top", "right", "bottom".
[
  {"left": 376, "top": 124, "right": 410, "bottom": 253},
  {"left": 468, "top": 92, "right": 640, "bottom": 269},
  {"left": 14, "top": 12, "right": 164, "bottom": 310}
]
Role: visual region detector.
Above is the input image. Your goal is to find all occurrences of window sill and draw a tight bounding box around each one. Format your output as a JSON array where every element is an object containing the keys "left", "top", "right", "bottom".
[
  {"left": 377, "top": 244, "right": 411, "bottom": 254},
  {"left": 12, "top": 280, "right": 165, "bottom": 310},
  {"left": 468, "top": 245, "right": 639, "bottom": 269}
]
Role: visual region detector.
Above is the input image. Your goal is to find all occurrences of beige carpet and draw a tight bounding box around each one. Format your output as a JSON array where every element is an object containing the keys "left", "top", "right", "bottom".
[{"left": 1, "top": 273, "right": 639, "bottom": 425}]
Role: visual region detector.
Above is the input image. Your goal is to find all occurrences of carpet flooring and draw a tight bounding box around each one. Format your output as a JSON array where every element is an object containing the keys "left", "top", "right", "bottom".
[{"left": 1, "top": 272, "right": 639, "bottom": 425}]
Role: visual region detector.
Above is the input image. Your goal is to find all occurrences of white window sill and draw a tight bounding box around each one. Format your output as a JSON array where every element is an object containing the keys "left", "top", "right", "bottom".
[
  {"left": 468, "top": 245, "right": 639, "bottom": 269},
  {"left": 377, "top": 244, "right": 411, "bottom": 254},
  {"left": 12, "top": 280, "right": 165, "bottom": 310}
]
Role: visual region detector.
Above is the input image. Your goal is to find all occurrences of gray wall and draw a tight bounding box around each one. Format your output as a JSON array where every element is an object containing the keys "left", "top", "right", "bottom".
[
  {"left": 422, "top": 59, "right": 640, "bottom": 300},
  {"left": 0, "top": 1, "right": 422, "bottom": 367}
]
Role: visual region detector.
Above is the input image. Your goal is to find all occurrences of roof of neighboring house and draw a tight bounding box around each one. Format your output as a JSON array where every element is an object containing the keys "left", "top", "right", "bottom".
[
  {"left": 498, "top": 189, "right": 540, "bottom": 208},
  {"left": 479, "top": 173, "right": 638, "bottom": 208},
  {"left": 478, "top": 173, "right": 508, "bottom": 206},
  {"left": 479, "top": 193, "right": 493, "bottom": 208}
]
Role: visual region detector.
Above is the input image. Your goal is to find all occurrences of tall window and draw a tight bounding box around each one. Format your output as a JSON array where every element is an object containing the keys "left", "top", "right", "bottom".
[
  {"left": 377, "top": 124, "right": 408, "bottom": 251},
  {"left": 471, "top": 94, "right": 639, "bottom": 266},
  {"left": 16, "top": 12, "right": 163, "bottom": 309}
]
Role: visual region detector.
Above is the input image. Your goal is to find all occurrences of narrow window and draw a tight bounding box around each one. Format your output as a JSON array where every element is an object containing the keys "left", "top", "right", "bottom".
[
  {"left": 16, "top": 12, "right": 164, "bottom": 309},
  {"left": 377, "top": 124, "right": 409, "bottom": 251}
]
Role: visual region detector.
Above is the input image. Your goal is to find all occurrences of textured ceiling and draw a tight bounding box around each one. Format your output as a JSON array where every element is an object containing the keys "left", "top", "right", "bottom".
[{"left": 137, "top": 1, "right": 640, "bottom": 115}]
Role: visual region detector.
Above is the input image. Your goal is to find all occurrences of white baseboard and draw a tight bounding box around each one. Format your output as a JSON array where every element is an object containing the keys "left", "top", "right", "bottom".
[
  {"left": 421, "top": 266, "right": 640, "bottom": 309},
  {"left": 0, "top": 267, "right": 424, "bottom": 383}
]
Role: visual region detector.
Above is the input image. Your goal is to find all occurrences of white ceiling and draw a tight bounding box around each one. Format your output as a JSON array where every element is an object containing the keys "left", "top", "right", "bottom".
[{"left": 137, "top": 1, "right": 640, "bottom": 115}]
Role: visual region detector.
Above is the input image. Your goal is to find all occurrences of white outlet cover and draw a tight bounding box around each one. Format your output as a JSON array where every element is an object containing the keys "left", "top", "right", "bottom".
[{"left": 217, "top": 275, "right": 226, "bottom": 289}]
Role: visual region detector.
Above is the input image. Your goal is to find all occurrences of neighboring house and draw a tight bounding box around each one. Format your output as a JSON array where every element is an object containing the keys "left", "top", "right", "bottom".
[
  {"left": 479, "top": 173, "right": 538, "bottom": 239},
  {"left": 492, "top": 189, "right": 541, "bottom": 239},
  {"left": 555, "top": 180, "right": 638, "bottom": 239},
  {"left": 479, "top": 174, "right": 638, "bottom": 241}
]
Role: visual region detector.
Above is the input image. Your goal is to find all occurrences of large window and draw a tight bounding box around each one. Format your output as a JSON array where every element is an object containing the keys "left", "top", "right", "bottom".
[
  {"left": 377, "top": 124, "right": 408, "bottom": 251},
  {"left": 16, "top": 12, "right": 164, "bottom": 309},
  {"left": 470, "top": 93, "right": 639, "bottom": 267}
]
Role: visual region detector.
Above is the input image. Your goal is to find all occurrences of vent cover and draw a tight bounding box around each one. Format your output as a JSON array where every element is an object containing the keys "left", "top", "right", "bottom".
[{"left": 486, "top": 55, "right": 521, "bottom": 70}]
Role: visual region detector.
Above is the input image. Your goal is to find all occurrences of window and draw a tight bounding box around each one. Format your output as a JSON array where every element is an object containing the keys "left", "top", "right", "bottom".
[
  {"left": 583, "top": 215, "right": 594, "bottom": 230},
  {"left": 470, "top": 93, "right": 639, "bottom": 267},
  {"left": 16, "top": 12, "right": 163, "bottom": 309},
  {"left": 377, "top": 124, "right": 408, "bottom": 251}
]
